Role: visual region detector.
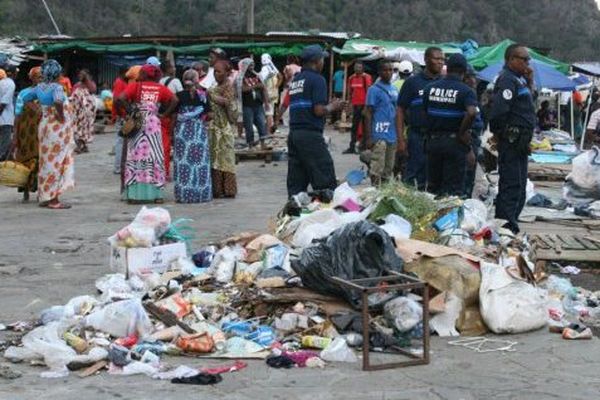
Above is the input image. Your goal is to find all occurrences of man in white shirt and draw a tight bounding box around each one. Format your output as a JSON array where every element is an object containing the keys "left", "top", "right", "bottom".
[
  {"left": 159, "top": 61, "right": 183, "bottom": 94},
  {"left": 584, "top": 107, "right": 600, "bottom": 149},
  {"left": 0, "top": 65, "right": 16, "bottom": 161}
]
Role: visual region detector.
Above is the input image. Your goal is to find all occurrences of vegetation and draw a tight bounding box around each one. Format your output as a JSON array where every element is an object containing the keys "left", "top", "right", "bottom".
[{"left": 1, "top": 0, "right": 599, "bottom": 61}]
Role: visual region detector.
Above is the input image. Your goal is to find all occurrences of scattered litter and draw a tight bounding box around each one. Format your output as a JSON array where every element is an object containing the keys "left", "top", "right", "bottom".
[{"left": 448, "top": 337, "right": 518, "bottom": 353}]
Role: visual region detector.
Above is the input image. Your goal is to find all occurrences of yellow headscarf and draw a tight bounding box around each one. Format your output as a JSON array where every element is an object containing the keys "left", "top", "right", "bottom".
[
  {"left": 125, "top": 65, "right": 142, "bottom": 82},
  {"left": 0, "top": 69, "right": 6, "bottom": 80}
]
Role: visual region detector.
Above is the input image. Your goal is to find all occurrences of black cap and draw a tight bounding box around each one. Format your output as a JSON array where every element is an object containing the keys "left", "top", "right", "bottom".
[
  {"left": 447, "top": 54, "right": 468, "bottom": 71},
  {"left": 301, "top": 45, "right": 329, "bottom": 62}
]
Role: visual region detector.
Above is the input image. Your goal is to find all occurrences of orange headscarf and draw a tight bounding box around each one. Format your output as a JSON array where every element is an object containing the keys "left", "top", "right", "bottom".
[
  {"left": 0, "top": 69, "right": 6, "bottom": 80},
  {"left": 125, "top": 65, "right": 142, "bottom": 82}
]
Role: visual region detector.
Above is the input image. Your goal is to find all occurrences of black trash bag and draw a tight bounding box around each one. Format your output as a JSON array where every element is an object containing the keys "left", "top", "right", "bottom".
[{"left": 291, "top": 221, "right": 403, "bottom": 308}]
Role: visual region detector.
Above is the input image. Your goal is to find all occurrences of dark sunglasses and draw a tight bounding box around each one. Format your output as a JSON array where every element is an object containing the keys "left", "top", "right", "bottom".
[{"left": 514, "top": 55, "right": 531, "bottom": 62}]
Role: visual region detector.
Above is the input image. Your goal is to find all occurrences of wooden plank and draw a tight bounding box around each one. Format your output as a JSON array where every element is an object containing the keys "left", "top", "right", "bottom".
[
  {"left": 574, "top": 236, "right": 600, "bottom": 250},
  {"left": 533, "top": 235, "right": 551, "bottom": 249},
  {"left": 557, "top": 234, "right": 586, "bottom": 250},
  {"left": 548, "top": 234, "right": 562, "bottom": 253},
  {"left": 535, "top": 249, "right": 600, "bottom": 262},
  {"left": 78, "top": 360, "right": 108, "bottom": 378},
  {"left": 144, "top": 302, "right": 195, "bottom": 334}
]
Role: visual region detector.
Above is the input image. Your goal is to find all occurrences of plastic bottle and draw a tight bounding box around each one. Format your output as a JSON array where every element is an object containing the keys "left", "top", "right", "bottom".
[
  {"left": 63, "top": 332, "right": 88, "bottom": 353},
  {"left": 301, "top": 335, "right": 332, "bottom": 349}
]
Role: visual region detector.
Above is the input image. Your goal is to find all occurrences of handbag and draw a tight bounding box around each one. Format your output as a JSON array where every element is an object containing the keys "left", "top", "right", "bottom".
[{"left": 119, "top": 84, "right": 144, "bottom": 138}]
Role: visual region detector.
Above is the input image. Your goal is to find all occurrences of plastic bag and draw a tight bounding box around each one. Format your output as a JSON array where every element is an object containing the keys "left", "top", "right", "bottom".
[
  {"left": 85, "top": 299, "right": 153, "bottom": 338},
  {"left": 380, "top": 214, "right": 412, "bottom": 239},
  {"left": 108, "top": 206, "right": 171, "bottom": 248},
  {"left": 320, "top": 338, "right": 357, "bottom": 363},
  {"left": 332, "top": 182, "right": 360, "bottom": 208},
  {"left": 563, "top": 147, "right": 600, "bottom": 205},
  {"left": 292, "top": 209, "right": 346, "bottom": 248},
  {"left": 21, "top": 321, "right": 77, "bottom": 377},
  {"left": 245, "top": 235, "right": 282, "bottom": 263},
  {"left": 460, "top": 199, "right": 488, "bottom": 233},
  {"left": 95, "top": 274, "right": 132, "bottom": 297},
  {"left": 384, "top": 297, "right": 423, "bottom": 333},
  {"left": 479, "top": 262, "right": 547, "bottom": 334},
  {"left": 210, "top": 245, "right": 245, "bottom": 284},
  {"left": 292, "top": 221, "right": 404, "bottom": 308}
]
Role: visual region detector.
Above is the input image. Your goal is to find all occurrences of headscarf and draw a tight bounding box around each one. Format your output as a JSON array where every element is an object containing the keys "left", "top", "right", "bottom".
[
  {"left": 28, "top": 66, "right": 42, "bottom": 82},
  {"left": 41, "top": 59, "right": 62, "bottom": 83},
  {"left": 259, "top": 53, "right": 279, "bottom": 81},
  {"left": 182, "top": 69, "right": 199, "bottom": 88},
  {"left": 0, "top": 69, "right": 5, "bottom": 80},
  {"left": 141, "top": 64, "right": 162, "bottom": 82},
  {"left": 125, "top": 65, "right": 142, "bottom": 82},
  {"left": 235, "top": 58, "right": 256, "bottom": 120}
]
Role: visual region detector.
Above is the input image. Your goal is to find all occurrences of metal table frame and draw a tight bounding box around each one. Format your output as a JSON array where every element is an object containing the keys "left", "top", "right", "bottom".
[{"left": 331, "top": 271, "right": 430, "bottom": 371}]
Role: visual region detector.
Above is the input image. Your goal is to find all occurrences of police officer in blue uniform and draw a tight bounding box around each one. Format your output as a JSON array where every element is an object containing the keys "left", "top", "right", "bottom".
[
  {"left": 422, "top": 54, "right": 477, "bottom": 197},
  {"left": 488, "top": 44, "right": 536, "bottom": 234},
  {"left": 287, "top": 45, "right": 345, "bottom": 197},
  {"left": 396, "top": 47, "right": 444, "bottom": 189},
  {"left": 464, "top": 65, "right": 484, "bottom": 197}
]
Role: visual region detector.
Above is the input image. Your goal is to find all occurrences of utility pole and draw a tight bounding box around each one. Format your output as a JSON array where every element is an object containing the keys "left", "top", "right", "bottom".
[
  {"left": 41, "top": 0, "right": 62, "bottom": 35},
  {"left": 247, "top": 0, "right": 255, "bottom": 34}
]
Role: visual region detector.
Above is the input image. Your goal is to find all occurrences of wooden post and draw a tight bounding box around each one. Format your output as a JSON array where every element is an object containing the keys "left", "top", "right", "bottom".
[
  {"left": 328, "top": 50, "right": 335, "bottom": 101},
  {"left": 341, "top": 61, "right": 349, "bottom": 123},
  {"left": 557, "top": 93, "right": 561, "bottom": 129},
  {"left": 570, "top": 93, "right": 575, "bottom": 139}
]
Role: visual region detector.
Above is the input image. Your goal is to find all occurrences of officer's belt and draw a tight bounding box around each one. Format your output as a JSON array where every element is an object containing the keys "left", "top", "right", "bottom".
[{"left": 428, "top": 131, "right": 457, "bottom": 139}]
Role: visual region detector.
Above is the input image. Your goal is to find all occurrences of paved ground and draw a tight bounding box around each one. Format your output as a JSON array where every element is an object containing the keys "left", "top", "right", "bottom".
[{"left": 1, "top": 128, "right": 599, "bottom": 400}]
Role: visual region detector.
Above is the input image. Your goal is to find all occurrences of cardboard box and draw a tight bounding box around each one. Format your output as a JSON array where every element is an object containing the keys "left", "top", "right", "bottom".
[{"left": 110, "top": 242, "right": 187, "bottom": 277}]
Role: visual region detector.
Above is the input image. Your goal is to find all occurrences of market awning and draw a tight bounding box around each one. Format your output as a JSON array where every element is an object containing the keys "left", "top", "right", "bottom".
[
  {"left": 468, "top": 39, "right": 569, "bottom": 74},
  {"left": 32, "top": 41, "right": 313, "bottom": 56},
  {"left": 333, "top": 38, "right": 461, "bottom": 64},
  {"left": 572, "top": 62, "right": 600, "bottom": 77},
  {"left": 477, "top": 59, "right": 576, "bottom": 91}
]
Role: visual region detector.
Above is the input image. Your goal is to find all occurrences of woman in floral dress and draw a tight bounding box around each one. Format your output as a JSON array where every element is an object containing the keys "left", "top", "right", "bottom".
[
  {"left": 71, "top": 69, "right": 97, "bottom": 153},
  {"left": 117, "top": 64, "right": 175, "bottom": 204},
  {"left": 21, "top": 60, "right": 75, "bottom": 209},
  {"left": 208, "top": 60, "right": 238, "bottom": 198},
  {"left": 173, "top": 69, "right": 212, "bottom": 203}
]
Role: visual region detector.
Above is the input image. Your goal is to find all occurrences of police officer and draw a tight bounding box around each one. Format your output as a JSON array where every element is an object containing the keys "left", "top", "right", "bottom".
[
  {"left": 396, "top": 47, "right": 444, "bottom": 189},
  {"left": 422, "top": 54, "right": 477, "bottom": 197},
  {"left": 463, "top": 65, "right": 484, "bottom": 197},
  {"left": 488, "top": 44, "right": 536, "bottom": 234},
  {"left": 287, "top": 45, "right": 345, "bottom": 197}
]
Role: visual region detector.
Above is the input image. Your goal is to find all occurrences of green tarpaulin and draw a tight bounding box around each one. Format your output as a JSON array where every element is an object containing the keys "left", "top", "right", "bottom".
[
  {"left": 467, "top": 39, "right": 569, "bottom": 73},
  {"left": 33, "top": 41, "right": 312, "bottom": 56},
  {"left": 334, "top": 38, "right": 462, "bottom": 58}
]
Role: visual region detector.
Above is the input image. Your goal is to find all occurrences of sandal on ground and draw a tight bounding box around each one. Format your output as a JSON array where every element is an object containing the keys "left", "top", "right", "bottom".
[{"left": 47, "top": 202, "right": 72, "bottom": 209}]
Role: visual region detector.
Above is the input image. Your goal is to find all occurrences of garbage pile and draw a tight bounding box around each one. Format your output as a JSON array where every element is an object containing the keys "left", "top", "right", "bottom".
[{"left": 1, "top": 181, "right": 597, "bottom": 383}]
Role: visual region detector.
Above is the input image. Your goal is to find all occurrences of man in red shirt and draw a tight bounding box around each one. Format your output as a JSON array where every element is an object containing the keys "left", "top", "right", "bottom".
[
  {"left": 343, "top": 61, "right": 372, "bottom": 154},
  {"left": 112, "top": 66, "right": 128, "bottom": 175}
]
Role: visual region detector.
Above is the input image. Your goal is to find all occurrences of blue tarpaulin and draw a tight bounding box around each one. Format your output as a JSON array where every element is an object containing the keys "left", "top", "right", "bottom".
[{"left": 477, "top": 59, "right": 576, "bottom": 91}]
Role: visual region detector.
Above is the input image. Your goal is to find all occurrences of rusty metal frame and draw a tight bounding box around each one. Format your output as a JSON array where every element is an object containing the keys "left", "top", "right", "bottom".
[{"left": 331, "top": 271, "right": 430, "bottom": 371}]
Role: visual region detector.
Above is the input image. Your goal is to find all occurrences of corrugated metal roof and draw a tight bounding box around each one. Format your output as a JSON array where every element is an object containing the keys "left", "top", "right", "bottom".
[
  {"left": 0, "top": 37, "right": 34, "bottom": 65},
  {"left": 266, "top": 31, "right": 360, "bottom": 40}
]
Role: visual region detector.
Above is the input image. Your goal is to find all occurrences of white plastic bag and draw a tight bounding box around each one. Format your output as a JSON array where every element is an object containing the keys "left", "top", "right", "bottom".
[
  {"left": 108, "top": 206, "right": 172, "bottom": 248},
  {"left": 320, "top": 338, "right": 357, "bottom": 363},
  {"left": 563, "top": 147, "right": 600, "bottom": 205},
  {"left": 292, "top": 209, "right": 346, "bottom": 248},
  {"left": 85, "top": 299, "right": 153, "bottom": 338},
  {"left": 384, "top": 297, "right": 423, "bottom": 333},
  {"left": 210, "top": 245, "right": 245, "bottom": 284},
  {"left": 479, "top": 262, "right": 547, "bottom": 334},
  {"left": 380, "top": 214, "right": 412, "bottom": 239},
  {"left": 21, "top": 321, "right": 77, "bottom": 377},
  {"left": 332, "top": 182, "right": 360, "bottom": 208},
  {"left": 460, "top": 199, "right": 488, "bottom": 233}
]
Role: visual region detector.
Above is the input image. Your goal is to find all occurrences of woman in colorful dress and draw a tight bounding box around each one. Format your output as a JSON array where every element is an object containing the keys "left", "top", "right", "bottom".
[
  {"left": 172, "top": 69, "right": 212, "bottom": 203},
  {"left": 118, "top": 64, "right": 175, "bottom": 204},
  {"left": 20, "top": 59, "right": 75, "bottom": 209},
  {"left": 71, "top": 69, "right": 97, "bottom": 153},
  {"left": 208, "top": 60, "right": 238, "bottom": 198},
  {"left": 13, "top": 66, "right": 43, "bottom": 202}
]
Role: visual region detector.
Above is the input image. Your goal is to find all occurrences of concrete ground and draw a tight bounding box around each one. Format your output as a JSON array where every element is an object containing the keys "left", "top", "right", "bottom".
[{"left": 1, "top": 128, "right": 599, "bottom": 400}]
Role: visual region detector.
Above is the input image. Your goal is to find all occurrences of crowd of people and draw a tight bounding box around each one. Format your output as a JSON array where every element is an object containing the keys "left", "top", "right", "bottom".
[{"left": 0, "top": 47, "right": 302, "bottom": 208}]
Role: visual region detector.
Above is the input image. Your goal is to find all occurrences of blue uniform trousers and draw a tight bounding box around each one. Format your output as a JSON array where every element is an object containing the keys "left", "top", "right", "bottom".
[{"left": 287, "top": 128, "right": 337, "bottom": 197}]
